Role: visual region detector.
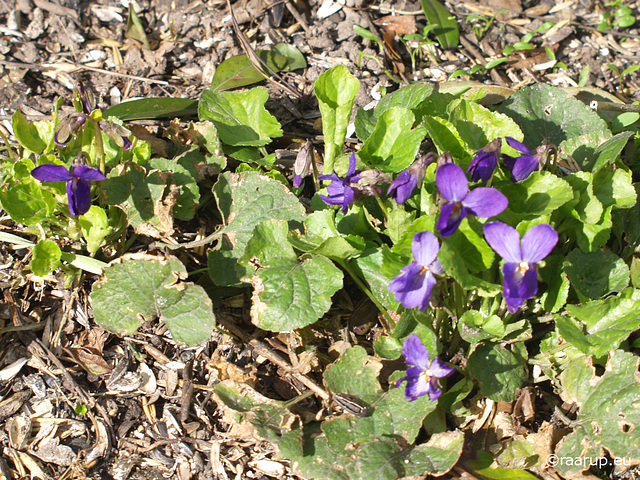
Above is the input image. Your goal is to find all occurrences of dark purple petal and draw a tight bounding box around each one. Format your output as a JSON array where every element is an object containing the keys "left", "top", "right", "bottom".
[
  {"left": 411, "top": 231, "right": 440, "bottom": 269},
  {"left": 520, "top": 224, "right": 558, "bottom": 263},
  {"left": 426, "top": 381, "right": 443, "bottom": 401},
  {"left": 341, "top": 186, "right": 355, "bottom": 214},
  {"left": 121, "top": 137, "right": 133, "bottom": 150},
  {"left": 401, "top": 334, "right": 431, "bottom": 370},
  {"left": 293, "top": 174, "right": 303, "bottom": 188},
  {"left": 436, "top": 202, "right": 467, "bottom": 237},
  {"left": 73, "top": 165, "right": 106, "bottom": 181},
  {"left": 502, "top": 262, "right": 539, "bottom": 312},
  {"left": 503, "top": 154, "right": 517, "bottom": 171},
  {"left": 428, "top": 357, "right": 456, "bottom": 378},
  {"left": 511, "top": 155, "right": 539, "bottom": 182},
  {"left": 317, "top": 192, "right": 344, "bottom": 207},
  {"left": 505, "top": 137, "right": 531, "bottom": 154},
  {"left": 484, "top": 221, "right": 522, "bottom": 263},
  {"left": 389, "top": 262, "right": 437, "bottom": 311},
  {"left": 346, "top": 152, "right": 357, "bottom": 177},
  {"left": 462, "top": 187, "right": 508, "bottom": 218},
  {"left": 67, "top": 177, "right": 92, "bottom": 217},
  {"left": 436, "top": 163, "right": 468, "bottom": 201},
  {"left": 31, "top": 164, "right": 73, "bottom": 183},
  {"left": 319, "top": 173, "right": 341, "bottom": 182},
  {"left": 467, "top": 150, "right": 498, "bottom": 182},
  {"left": 387, "top": 170, "right": 416, "bottom": 204}
]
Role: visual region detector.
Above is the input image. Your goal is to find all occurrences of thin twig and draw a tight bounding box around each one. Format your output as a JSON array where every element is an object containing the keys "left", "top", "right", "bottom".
[{"left": 225, "top": 0, "right": 302, "bottom": 98}]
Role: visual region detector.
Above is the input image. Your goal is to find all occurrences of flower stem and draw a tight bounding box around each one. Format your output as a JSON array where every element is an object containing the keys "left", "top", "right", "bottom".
[{"left": 337, "top": 259, "right": 396, "bottom": 328}]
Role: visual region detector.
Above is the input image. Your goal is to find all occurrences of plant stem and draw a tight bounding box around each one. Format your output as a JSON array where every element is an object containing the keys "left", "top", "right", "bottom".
[{"left": 338, "top": 259, "right": 396, "bottom": 328}]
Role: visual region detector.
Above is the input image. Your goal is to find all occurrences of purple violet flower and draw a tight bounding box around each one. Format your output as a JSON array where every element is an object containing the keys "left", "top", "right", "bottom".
[
  {"left": 387, "top": 153, "right": 435, "bottom": 204},
  {"left": 318, "top": 152, "right": 362, "bottom": 214},
  {"left": 503, "top": 137, "right": 555, "bottom": 182},
  {"left": 54, "top": 113, "right": 87, "bottom": 147},
  {"left": 396, "top": 334, "right": 455, "bottom": 402},
  {"left": 435, "top": 163, "right": 508, "bottom": 237},
  {"left": 31, "top": 161, "right": 106, "bottom": 217},
  {"left": 484, "top": 221, "right": 559, "bottom": 313},
  {"left": 389, "top": 231, "right": 443, "bottom": 311},
  {"left": 467, "top": 138, "right": 501, "bottom": 182}
]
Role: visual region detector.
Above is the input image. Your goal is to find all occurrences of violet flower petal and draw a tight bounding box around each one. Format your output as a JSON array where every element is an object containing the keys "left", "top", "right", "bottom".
[
  {"left": 428, "top": 357, "right": 456, "bottom": 378},
  {"left": 483, "top": 221, "right": 522, "bottom": 263},
  {"left": 411, "top": 231, "right": 440, "bottom": 268},
  {"left": 67, "top": 177, "right": 92, "bottom": 217},
  {"left": 467, "top": 150, "right": 498, "bottom": 182},
  {"left": 462, "top": 187, "right": 508, "bottom": 218},
  {"left": 387, "top": 170, "right": 416, "bottom": 204},
  {"left": 401, "top": 334, "right": 430, "bottom": 370},
  {"left": 31, "top": 164, "right": 73, "bottom": 183},
  {"left": 511, "top": 155, "right": 540, "bottom": 182},
  {"left": 520, "top": 224, "right": 558, "bottom": 263},
  {"left": 436, "top": 201, "right": 467, "bottom": 237},
  {"left": 388, "top": 262, "right": 437, "bottom": 311},
  {"left": 505, "top": 137, "right": 531, "bottom": 154},
  {"left": 73, "top": 165, "right": 106, "bottom": 181},
  {"left": 502, "top": 262, "right": 539, "bottom": 312},
  {"left": 436, "top": 163, "right": 468, "bottom": 201}
]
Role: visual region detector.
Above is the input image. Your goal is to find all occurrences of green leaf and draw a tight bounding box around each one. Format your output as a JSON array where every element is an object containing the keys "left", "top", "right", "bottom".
[
  {"left": 91, "top": 253, "right": 216, "bottom": 345},
  {"left": 126, "top": 4, "right": 150, "bottom": 49},
  {"left": 30, "top": 239, "right": 61, "bottom": 276},
  {"left": 468, "top": 341, "right": 528, "bottom": 402},
  {"left": 12, "top": 110, "right": 47, "bottom": 154},
  {"left": 354, "top": 82, "right": 436, "bottom": 141},
  {"left": 500, "top": 171, "right": 573, "bottom": 219},
  {"left": 419, "top": 0, "right": 460, "bottom": 49},
  {"left": 358, "top": 107, "right": 426, "bottom": 172},
  {"left": 287, "top": 210, "right": 366, "bottom": 261},
  {"left": 248, "top": 253, "right": 343, "bottom": 332},
  {"left": 314, "top": 65, "right": 360, "bottom": 174},
  {"left": 458, "top": 310, "right": 505, "bottom": 345},
  {"left": 593, "top": 168, "right": 636, "bottom": 209},
  {"left": 103, "top": 98, "right": 198, "bottom": 121},
  {"left": 556, "top": 288, "right": 640, "bottom": 357},
  {"left": 498, "top": 84, "right": 610, "bottom": 147},
  {"left": 403, "top": 430, "right": 464, "bottom": 476},
  {"left": 324, "top": 346, "right": 437, "bottom": 444},
  {"left": 565, "top": 249, "right": 629, "bottom": 299},
  {"left": 463, "top": 451, "right": 540, "bottom": 480},
  {"left": 0, "top": 180, "right": 56, "bottom": 225},
  {"left": 59, "top": 252, "right": 106, "bottom": 275},
  {"left": 147, "top": 154, "right": 200, "bottom": 221},
  {"left": 198, "top": 87, "right": 282, "bottom": 146},
  {"left": 354, "top": 248, "right": 400, "bottom": 311},
  {"left": 556, "top": 351, "right": 640, "bottom": 477},
  {"left": 589, "top": 131, "right": 633, "bottom": 171},
  {"left": 208, "top": 171, "right": 306, "bottom": 286},
  {"left": 539, "top": 255, "right": 569, "bottom": 313},
  {"left": 77, "top": 206, "right": 113, "bottom": 255},
  {"left": 210, "top": 46, "right": 305, "bottom": 92},
  {"left": 437, "top": 221, "right": 500, "bottom": 296},
  {"left": 448, "top": 99, "right": 523, "bottom": 150},
  {"left": 101, "top": 163, "right": 175, "bottom": 238},
  {"left": 422, "top": 115, "right": 472, "bottom": 167}
]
